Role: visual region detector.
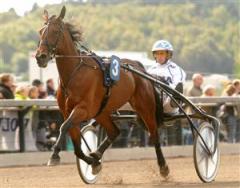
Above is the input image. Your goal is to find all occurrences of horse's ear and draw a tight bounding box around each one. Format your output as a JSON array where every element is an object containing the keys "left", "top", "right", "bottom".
[
  {"left": 58, "top": 6, "right": 66, "bottom": 20},
  {"left": 43, "top": 9, "right": 49, "bottom": 21}
]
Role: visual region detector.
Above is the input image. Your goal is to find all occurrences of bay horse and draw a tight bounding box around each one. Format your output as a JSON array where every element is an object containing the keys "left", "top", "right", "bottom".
[{"left": 35, "top": 6, "right": 169, "bottom": 178}]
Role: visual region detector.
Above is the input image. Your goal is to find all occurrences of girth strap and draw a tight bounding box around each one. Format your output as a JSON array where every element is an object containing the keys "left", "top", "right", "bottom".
[
  {"left": 90, "top": 54, "right": 112, "bottom": 117},
  {"left": 94, "top": 87, "right": 111, "bottom": 117}
]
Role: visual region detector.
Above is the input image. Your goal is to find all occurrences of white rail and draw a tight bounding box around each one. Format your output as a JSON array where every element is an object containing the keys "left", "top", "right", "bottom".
[{"left": 0, "top": 96, "right": 239, "bottom": 108}]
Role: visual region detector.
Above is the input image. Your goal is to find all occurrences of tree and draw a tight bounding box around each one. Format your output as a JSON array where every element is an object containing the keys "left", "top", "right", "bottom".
[{"left": 11, "top": 52, "right": 28, "bottom": 75}]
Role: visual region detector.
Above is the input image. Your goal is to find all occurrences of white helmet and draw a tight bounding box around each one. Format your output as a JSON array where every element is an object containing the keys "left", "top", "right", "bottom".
[{"left": 151, "top": 40, "right": 174, "bottom": 52}]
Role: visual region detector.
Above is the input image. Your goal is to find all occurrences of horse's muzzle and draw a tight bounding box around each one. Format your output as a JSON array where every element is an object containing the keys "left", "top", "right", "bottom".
[{"left": 35, "top": 53, "right": 50, "bottom": 68}]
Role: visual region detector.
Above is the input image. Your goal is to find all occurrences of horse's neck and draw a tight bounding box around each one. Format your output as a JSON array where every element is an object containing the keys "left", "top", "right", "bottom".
[{"left": 55, "top": 38, "right": 79, "bottom": 87}]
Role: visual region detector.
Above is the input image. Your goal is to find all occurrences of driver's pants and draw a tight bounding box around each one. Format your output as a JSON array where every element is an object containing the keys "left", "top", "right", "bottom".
[{"left": 163, "top": 95, "right": 178, "bottom": 113}]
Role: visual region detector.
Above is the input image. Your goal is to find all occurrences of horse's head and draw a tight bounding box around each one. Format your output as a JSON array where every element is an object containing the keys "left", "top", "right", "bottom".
[{"left": 35, "top": 6, "right": 66, "bottom": 68}]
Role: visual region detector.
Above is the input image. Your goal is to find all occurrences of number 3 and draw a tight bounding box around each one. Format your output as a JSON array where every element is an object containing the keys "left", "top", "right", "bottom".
[{"left": 111, "top": 59, "right": 119, "bottom": 77}]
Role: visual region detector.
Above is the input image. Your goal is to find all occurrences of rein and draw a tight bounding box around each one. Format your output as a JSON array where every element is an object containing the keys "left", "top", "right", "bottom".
[{"left": 55, "top": 54, "right": 96, "bottom": 58}]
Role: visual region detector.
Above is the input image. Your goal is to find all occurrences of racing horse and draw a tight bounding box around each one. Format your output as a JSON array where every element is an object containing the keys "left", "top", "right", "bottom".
[{"left": 35, "top": 6, "right": 169, "bottom": 177}]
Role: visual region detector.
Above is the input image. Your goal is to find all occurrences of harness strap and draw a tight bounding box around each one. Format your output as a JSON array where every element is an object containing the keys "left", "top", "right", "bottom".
[
  {"left": 90, "top": 54, "right": 113, "bottom": 117},
  {"left": 94, "top": 87, "right": 111, "bottom": 117},
  {"left": 60, "top": 59, "right": 85, "bottom": 97},
  {"left": 57, "top": 42, "right": 113, "bottom": 117}
]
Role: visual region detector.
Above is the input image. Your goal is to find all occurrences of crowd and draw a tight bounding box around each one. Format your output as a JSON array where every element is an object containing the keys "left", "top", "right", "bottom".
[
  {"left": 0, "top": 72, "right": 240, "bottom": 151},
  {"left": 185, "top": 73, "right": 240, "bottom": 144},
  {"left": 0, "top": 73, "right": 62, "bottom": 151},
  {"left": 0, "top": 74, "right": 56, "bottom": 100}
]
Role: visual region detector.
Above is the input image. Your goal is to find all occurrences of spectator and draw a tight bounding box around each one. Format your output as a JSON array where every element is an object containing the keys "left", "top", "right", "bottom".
[
  {"left": 183, "top": 73, "right": 204, "bottom": 145},
  {"left": 232, "top": 79, "right": 240, "bottom": 142},
  {"left": 222, "top": 84, "right": 236, "bottom": 96},
  {"left": 15, "top": 85, "right": 30, "bottom": 100},
  {"left": 202, "top": 84, "right": 216, "bottom": 97},
  {"left": 32, "top": 79, "right": 47, "bottom": 99},
  {"left": 187, "top": 73, "right": 204, "bottom": 96},
  {"left": 233, "top": 79, "right": 240, "bottom": 95},
  {"left": 31, "top": 79, "right": 62, "bottom": 150},
  {"left": 0, "top": 73, "right": 16, "bottom": 99},
  {"left": 46, "top": 78, "right": 56, "bottom": 98},
  {"left": 27, "top": 86, "right": 40, "bottom": 150},
  {"left": 31, "top": 79, "right": 48, "bottom": 150},
  {"left": 201, "top": 84, "right": 217, "bottom": 115},
  {"left": 28, "top": 86, "right": 39, "bottom": 99},
  {"left": 221, "top": 84, "right": 238, "bottom": 143}
]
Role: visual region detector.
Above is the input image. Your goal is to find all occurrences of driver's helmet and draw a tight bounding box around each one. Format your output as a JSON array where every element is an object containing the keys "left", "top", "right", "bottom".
[{"left": 151, "top": 40, "right": 174, "bottom": 52}]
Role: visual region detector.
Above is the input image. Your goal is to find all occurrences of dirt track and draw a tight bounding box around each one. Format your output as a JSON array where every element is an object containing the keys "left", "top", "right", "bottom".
[{"left": 0, "top": 155, "right": 239, "bottom": 188}]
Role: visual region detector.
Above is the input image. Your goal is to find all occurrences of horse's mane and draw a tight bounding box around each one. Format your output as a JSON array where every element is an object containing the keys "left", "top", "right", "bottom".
[
  {"left": 65, "top": 22, "right": 83, "bottom": 43},
  {"left": 63, "top": 21, "right": 146, "bottom": 75}
]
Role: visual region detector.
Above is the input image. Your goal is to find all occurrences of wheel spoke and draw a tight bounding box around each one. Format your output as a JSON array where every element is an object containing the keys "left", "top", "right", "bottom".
[
  {"left": 207, "top": 128, "right": 213, "bottom": 150},
  {"left": 85, "top": 163, "right": 90, "bottom": 175},
  {"left": 209, "top": 154, "right": 216, "bottom": 166},
  {"left": 199, "top": 140, "right": 210, "bottom": 154},
  {"left": 198, "top": 151, "right": 206, "bottom": 164},
  {"left": 205, "top": 155, "right": 209, "bottom": 177}
]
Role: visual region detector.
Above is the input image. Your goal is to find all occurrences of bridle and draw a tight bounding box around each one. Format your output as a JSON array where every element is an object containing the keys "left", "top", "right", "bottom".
[
  {"left": 38, "top": 19, "right": 103, "bottom": 93},
  {"left": 38, "top": 20, "right": 65, "bottom": 59},
  {"left": 38, "top": 19, "right": 99, "bottom": 60}
]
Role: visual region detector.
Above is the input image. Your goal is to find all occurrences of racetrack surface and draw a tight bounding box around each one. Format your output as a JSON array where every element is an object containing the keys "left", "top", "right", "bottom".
[{"left": 0, "top": 155, "right": 239, "bottom": 188}]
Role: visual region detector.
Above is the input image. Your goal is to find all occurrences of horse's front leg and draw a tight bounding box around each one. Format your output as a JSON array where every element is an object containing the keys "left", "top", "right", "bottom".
[
  {"left": 68, "top": 126, "right": 97, "bottom": 164},
  {"left": 47, "top": 115, "right": 73, "bottom": 166},
  {"left": 68, "top": 124, "right": 104, "bottom": 175},
  {"left": 89, "top": 115, "right": 120, "bottom": 174},
  {"left": 48, "top": 106, "right": 93, "bottom": 166}
]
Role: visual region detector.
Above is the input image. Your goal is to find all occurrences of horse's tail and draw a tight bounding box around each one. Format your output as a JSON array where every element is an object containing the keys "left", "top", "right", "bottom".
[
  {"left": 154, "top": 86, "right": 163, "bottom": 127},
  {"left": 133, "top": 60, "right": 163, "bottom": 126},
  {"left": 124, "top": 59, "right": 162, "bottom": 126}
]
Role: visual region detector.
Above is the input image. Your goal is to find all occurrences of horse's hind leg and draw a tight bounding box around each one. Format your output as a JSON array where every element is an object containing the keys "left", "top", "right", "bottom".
[
  {"left": 148, "top": 122, "right": 169, "bottom": 178},
  {"left": 131, "top": 101, "right": 169, "bottom": 178},
  {"left": 154, "top": 130, "right": 170, "bottom": 178}
]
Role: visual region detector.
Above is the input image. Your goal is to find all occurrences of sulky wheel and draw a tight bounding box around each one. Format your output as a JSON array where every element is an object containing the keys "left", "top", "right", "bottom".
[
  {"left": 76, "top": 124, "right": 102, "bottom": 184},
  {"left": 193, "top": 121, "right": 220, "bottom": 183}
]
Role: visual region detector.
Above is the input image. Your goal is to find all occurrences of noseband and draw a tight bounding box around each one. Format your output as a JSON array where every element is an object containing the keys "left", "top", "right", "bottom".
[{"left": 38, "top": 20, "right": 64, "bottom": 58}]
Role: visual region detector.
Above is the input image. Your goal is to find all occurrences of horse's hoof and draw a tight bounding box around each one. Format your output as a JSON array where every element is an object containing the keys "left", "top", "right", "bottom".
[
  {"left": 160, "top": 164, "right": 170, "bottom": 178},
  {"left": 47, "top": 155, "right": 60, "bottom": 166},
  {"left": 89, "top": 151, "right": 102, "bottom": 161},
  {"left": 92, "top": 162, "right": 102, "bottom": 175}
]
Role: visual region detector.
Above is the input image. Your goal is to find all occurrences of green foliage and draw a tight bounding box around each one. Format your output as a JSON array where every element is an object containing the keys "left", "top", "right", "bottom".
[
  {"left": 0, "top": 8, "right": 19, "bottom": 25},
  {"left": 234, "top": 51, "right": 240, "bottom": 78},
  {"left": 11, "top": 52, "right": 28, "bottom": 74},
  {"left": 0, "top": 1, "right": 239, "bottom": 78}
]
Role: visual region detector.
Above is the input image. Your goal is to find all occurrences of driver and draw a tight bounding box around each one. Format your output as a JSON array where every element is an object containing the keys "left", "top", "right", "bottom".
[{"left": 147, "top": 39, "right": 186, "bottom": 113}]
